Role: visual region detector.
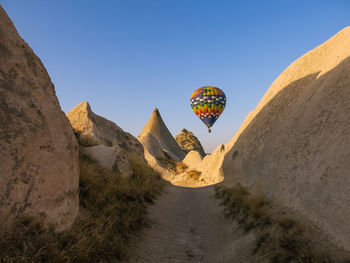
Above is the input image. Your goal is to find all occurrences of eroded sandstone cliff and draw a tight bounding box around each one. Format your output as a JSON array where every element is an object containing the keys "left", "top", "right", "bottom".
[
  {"left": 203, "top": 26, "right": 350, "bottom": 252},
  {"left": 0, "top": 6, "right": 79, "bottom": 231}
]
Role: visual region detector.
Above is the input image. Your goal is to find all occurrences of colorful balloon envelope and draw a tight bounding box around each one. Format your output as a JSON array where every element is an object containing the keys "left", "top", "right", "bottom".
[{"left": 190, "top": 86, "right": 226, "bottom": 133}]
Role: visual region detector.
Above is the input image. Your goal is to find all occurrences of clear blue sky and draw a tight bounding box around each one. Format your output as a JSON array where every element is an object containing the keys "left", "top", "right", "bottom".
[{"left": 2, "top": 1, "right": 349, "bottom": 152}]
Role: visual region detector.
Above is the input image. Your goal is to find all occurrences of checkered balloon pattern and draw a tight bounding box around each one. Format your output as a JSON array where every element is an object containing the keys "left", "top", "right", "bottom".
[{"left": 190, "top": 86, "right": 226, "bottom": 129}]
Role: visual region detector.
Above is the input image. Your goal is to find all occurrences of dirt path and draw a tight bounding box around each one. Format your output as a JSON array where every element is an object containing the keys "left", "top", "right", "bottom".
[{"left": 130, "top": 185, "right": 256, "bottom": 263}]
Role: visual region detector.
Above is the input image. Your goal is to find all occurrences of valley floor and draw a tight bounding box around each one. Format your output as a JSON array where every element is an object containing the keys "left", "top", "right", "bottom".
[{"left": 129, "top": 185, "right": 257, "bottom": 263}]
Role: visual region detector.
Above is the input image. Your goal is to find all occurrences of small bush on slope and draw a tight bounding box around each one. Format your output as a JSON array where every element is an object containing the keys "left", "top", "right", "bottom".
[
  {"left": 185, "top": 170, "right": 201, "bottom": 181},
  {"left": 214, "top": 184, "right": 338, "bottom": 263},
  {"left": 0, "top": 153, "right": 165, "bottom": 263}
]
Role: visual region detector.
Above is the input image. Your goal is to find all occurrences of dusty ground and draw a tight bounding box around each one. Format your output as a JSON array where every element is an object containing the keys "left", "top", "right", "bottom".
[{"left": 128, "top": 185, "right": 257, "bottom": 263}]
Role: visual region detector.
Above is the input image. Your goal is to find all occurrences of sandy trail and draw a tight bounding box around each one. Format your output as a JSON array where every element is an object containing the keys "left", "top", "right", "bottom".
[{"left": 130, "top": 185, "right": 256, "bottom": 263}]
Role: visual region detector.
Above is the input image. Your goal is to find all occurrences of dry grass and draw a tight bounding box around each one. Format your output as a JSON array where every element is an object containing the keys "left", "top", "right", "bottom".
[
  {"left": 157, "top": 150, "right": 177, "bottom": 170},
  {"left": 0, "top": 153, "right": 165, "bottom": 262},
  {"left": 157, "top": 150, "right": 189, "bottom": 174},
  {"left": 214, "top": 184, "right": 270, "bottom": 233},
  {"left": 175, "top": 161, "right": 188, "bottom": 172},
  {"left": 0, "top": 218, "right": 65, "bottom": 263},
  {"left": 214, "top": 184, "right": 335, "bottom": 263},
  {"left": 185, "top": 170, "right": 201, "bottom": 180}
]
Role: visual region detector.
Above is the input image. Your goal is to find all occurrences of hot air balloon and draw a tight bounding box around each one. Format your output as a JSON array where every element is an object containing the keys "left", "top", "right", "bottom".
[{"left": 190, "top": 86, "right": 226, "bottom": 133}]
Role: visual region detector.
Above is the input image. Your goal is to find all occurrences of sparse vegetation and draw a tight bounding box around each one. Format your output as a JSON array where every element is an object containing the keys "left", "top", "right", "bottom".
[
  {"left": 185, "top": 170, "right": 201, "bottom": 180},
  {"left": 214, "top": 184, "right": 336, "bottom": 263},
  {"left": 157, "top": 150, "right": 189, "bottom": 173},
  {"left": 0, "top": 153, "right": 165, "bottom": 262},
  {"left": 157, "top": 150, "right": 177, "bottom": 169},
  {"left": 175, "top": 161, "right": 188, "bottom": 172}
]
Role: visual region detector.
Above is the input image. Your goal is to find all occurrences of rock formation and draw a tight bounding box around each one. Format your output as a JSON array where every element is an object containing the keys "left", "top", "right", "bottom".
[
  {"left": 139, "top": 108, "right": 186, "bottom": 162},
  {"left": 67, "top": 101, "right": 143, "bottom": 156},
  {"left": 0, "top": 6, "right": 79, "bottom": 231},
  {"left": 183, "top": 150, "right": 203, "bottom": 170},
  {"left": 67, "top": 102, "right": 143, "bottom": 176},
  {"left": 199, "top": 145, "right": 225, "bottom": 185},
  {"left": 175, "top": 128, "right": 206, "bottom": 157},
  {"left": 80, "top": 145, "right": 133, "bottom": 177},
  {"left": 138, "top": 108, "right": 186, "bottom": 181},
  {"left": 205, "top": 26, "right": 350, "bottom": 252}
]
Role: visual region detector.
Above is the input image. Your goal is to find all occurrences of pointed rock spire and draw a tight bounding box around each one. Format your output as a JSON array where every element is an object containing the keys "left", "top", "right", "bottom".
[{"left": 139, "top": 108, "right": 185, "bottom": 161}]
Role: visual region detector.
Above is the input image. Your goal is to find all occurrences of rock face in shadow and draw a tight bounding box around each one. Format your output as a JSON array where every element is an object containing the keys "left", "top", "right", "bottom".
[
  {"left": 0, "top": 6, "right": 79, "bottom": 231},
  {"left": 210, "top": 26, "right": 350, "bottom": 251},
  {"left": 175, "top": 128, "right": 206, "bottom": 157},
  {"left": 67, "top": 102, "right": 143, "bottom": 177},
  {"left": 80, "top": 145, "right": 133, "bottom": 177},
  {"left": 138, "top": 133, "right": 173, "bottom": 179}
]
